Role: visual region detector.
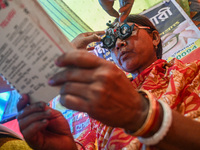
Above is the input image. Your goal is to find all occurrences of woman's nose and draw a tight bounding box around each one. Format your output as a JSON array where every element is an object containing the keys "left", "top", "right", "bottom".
[{"left": 115, "top": 39, "right": 127, "bottom": 50}]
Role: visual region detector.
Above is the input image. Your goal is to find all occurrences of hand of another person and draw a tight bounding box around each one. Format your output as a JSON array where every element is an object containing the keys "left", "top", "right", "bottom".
[
  {"left": 98, "top": 0, "right": 134, "bottom": 22},
  {"left": 48, "top": 51, "right": 148, "bottom": 132},
  {"left": 17, "top": 94, "right": 77, "bottom": 150},
  {"left": 118, "top": 0, "right": 134, "bottom": 22},
  {"left": 71, "top": 31, "right": 105, "bottom": 50},
  {"left": 98, "top": 0, "right": 119, "bottom": 18}
]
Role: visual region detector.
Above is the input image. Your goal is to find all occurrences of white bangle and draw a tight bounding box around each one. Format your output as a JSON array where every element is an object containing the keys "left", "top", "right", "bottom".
[{"left": 138, "top": 100, "right": 172, "bottom": 145}]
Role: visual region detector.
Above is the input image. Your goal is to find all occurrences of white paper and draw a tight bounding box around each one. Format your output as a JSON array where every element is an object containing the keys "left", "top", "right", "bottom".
[{"left": 0, "top": 0, "right": 72, "bottom": 103}]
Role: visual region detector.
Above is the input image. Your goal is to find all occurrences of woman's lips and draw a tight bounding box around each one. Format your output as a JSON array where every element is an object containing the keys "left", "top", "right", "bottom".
[{"left": 119, "top": 50, "right": 132, "bottom": 61}]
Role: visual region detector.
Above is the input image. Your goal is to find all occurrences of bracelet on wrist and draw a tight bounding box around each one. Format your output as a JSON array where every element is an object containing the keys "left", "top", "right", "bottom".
[
  {"left": 124, "top": 90, "right": 172, "bottom": 145},
  {"left": 138, "top": 100, "right": 172, "bottom": 145},
  {"left": 124, "top": 90, "right": 159, "bottom": 137}
]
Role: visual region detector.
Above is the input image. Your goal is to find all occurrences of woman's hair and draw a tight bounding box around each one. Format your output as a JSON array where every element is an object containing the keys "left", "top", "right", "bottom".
[{"left": 115, "top": 14, "right": 163, "bottom": 59}]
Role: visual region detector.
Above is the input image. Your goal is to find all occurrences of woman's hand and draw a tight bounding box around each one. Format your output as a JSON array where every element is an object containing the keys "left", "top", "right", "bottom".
[
  {"left": 17, "top": 94, "right": 77, "bottom": 150},
  {"left": 71, "top": 31, "right": 105, "bottom": 50},
  {"left": 48, "top": 51, "right": 148, "bottom": 131}
]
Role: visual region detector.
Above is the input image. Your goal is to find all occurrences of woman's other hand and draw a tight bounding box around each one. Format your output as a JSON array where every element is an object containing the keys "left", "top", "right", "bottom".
[
  {"left": 17, "top": 94, "right": 77, "bottom": 150},
  {"left": 71, "top": 31, "right": 105, "bottom": 50}
]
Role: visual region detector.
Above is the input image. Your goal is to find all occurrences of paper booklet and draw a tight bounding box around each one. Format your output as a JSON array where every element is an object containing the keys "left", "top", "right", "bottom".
[
  {"left": 0, "top": 0, "right": 73, "bottom": 103},
  {"left": 0, "top": 124, "right": 23, "bottom": 140}
]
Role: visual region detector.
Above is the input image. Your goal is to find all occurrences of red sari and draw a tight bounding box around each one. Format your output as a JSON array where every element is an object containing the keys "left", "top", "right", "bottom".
[{"left": 78, "top": 58, "right": 200, "bottom": 149}]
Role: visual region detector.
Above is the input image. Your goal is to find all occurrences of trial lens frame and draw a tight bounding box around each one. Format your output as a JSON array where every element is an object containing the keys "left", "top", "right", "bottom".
[{"left": 101, "top": 21, "right": 135, "bottom": 49}]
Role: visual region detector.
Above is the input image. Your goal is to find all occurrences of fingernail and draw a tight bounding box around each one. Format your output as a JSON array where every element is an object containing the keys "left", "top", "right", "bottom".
[
  {"left": 37, "top": 102, "right": 45, "bottom": 110},
  {"left": 95, "top": 34, "right": 102, "bottom": 39},
  {"left": 18, "top": 110, "right": 24, "bottom": 115},
  {"left": 45, "top": 109, "right": 51, "bottom": 115},
  {"left": 54, "top": 59, "right": 59, "bottom": 66},
  {"left": 41, "top": 119, "right": 48, "bottom": 124},
  {"left": 55, "top": 57, "right": 62, "bottom": 66},
  {"left": 18, "top": 95, "right": 23, "bottom": 101},
  {"left": 18, "top": 94, "right": 25, "bottom": 102},
  {"left": 48, "top": 78, "right": 54, "bottom": 85}
]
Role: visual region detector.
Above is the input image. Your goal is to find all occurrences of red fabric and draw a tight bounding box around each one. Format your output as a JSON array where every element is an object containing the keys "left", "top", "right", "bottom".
[
  {"left": 3, "top": 58, "right": 200, "bottom": 150},
  {"left": 95, "top": 58, "right": 200, "bottom": 150},
  {"left": 3, "top": 119, "right": 23, "bottom": 138}
]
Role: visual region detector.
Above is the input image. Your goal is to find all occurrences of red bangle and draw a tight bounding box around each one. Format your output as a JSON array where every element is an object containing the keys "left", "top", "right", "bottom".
[
  {"left": 142, "top": 98, "right": 160, "bottom": 136},
  {"left": 124, "top": 90, "right": 160, "bottom": 137},
  {"left": 138, "top": 100, "right": 172, "bottom": 145}
]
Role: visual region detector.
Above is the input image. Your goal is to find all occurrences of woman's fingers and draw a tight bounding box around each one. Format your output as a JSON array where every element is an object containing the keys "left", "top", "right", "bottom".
[
  {"left": 49, "top": 51, "right": 107, "bottom": 85},
  {"left": 85, "top": 31, "right": 105, "bottom": 37},
  {"left": 60, "top": 94, "right": 89, "bottom": 113},
  {"left": 17, "top": 102, "right": 46, "bottom": 120},
  {"left": 48, "top": 67, "right": 95, "bottom": 86},
  {"left": 18, "top": 109, "right": 51, "bottom": 130},
  {"left": 71, "top": 31, "right": 105, "bottom": 49},
  {"left": 17, "top": 94, "right": 30, "bottom": 112},
  {"left": 22, "top": 119, "right": 49, "bottom": 139},
  {"left": 55, "top": 51, "right": 102, "bottom": 68},
  {"left": 60, "top": 82, "right": 90, "bottom": 97}
]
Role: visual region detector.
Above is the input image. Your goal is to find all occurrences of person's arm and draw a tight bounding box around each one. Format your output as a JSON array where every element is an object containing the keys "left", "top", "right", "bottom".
[
  {"left": 98, "top": 0, "right": 134, "bottom": 22},
  {"left": 17, "top": 94, "right": 77, "bottom": 150},
  {"left": 156, "top": 110, "right": 200, "bottom": 150},
  {"left": 98, "top": 0, "right": 119, "bottom": 18},
  {"left": 123, "top": 91, "right": 200, "bottom": 150},
  {"left": 49, "top": 50, "right": 200, "bottom": 150}
]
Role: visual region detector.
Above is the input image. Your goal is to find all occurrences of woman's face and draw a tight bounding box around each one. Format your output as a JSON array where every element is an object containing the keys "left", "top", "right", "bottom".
[{"left": 110, "top": 22, "right": 158, "bottom": 74}]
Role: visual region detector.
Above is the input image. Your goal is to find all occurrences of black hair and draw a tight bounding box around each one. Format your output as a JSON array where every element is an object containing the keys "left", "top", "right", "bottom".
[{"left": 114, "top": 14, "right": 163, "bottom": 59}]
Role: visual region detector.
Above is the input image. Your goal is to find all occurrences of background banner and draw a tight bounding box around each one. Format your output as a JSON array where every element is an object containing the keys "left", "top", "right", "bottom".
[{"left": 141, "top": 0, "right": 200, "bottom": 61}]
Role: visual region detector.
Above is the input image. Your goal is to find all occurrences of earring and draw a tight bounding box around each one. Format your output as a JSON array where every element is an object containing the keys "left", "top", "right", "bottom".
[{"left": 154, "top": 45, "right": 158, "bottom": 50}]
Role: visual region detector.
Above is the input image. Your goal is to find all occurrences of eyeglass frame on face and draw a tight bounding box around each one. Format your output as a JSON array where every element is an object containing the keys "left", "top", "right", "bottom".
[{"left": 101, "top": 23, "right": 151, "bottom": 49}]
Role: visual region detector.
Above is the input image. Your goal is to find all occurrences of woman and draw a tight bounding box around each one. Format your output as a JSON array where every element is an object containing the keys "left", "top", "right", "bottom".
[{"left": 17, "top": 15, "right": 200, "bottom": 150}]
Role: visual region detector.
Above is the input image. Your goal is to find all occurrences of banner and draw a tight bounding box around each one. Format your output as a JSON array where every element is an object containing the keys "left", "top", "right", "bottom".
[
  {"left": 50, "top": 96, "right": 91, "bottom": 139},
  {"left": 141, "top": 0, "right": 200, "bottom": 61}
]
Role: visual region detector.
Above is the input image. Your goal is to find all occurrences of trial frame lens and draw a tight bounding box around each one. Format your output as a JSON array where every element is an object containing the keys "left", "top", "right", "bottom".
[{"left": 101, "top": 23, "right": 151, "bottom": 49}]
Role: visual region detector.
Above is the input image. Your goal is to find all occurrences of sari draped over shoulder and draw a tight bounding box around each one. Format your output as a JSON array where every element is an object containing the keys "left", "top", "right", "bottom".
[{"left": 80, "top": 58, "right": 200, "bottom": 150}]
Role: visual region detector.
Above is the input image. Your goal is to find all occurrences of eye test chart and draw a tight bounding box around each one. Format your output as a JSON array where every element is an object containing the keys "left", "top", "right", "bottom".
[
  {"left": 0, "top": 0, "right": 72, "bottom": 103},
  {"left": 141, "top": 0, "right": 200, "bottom": 61}
]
